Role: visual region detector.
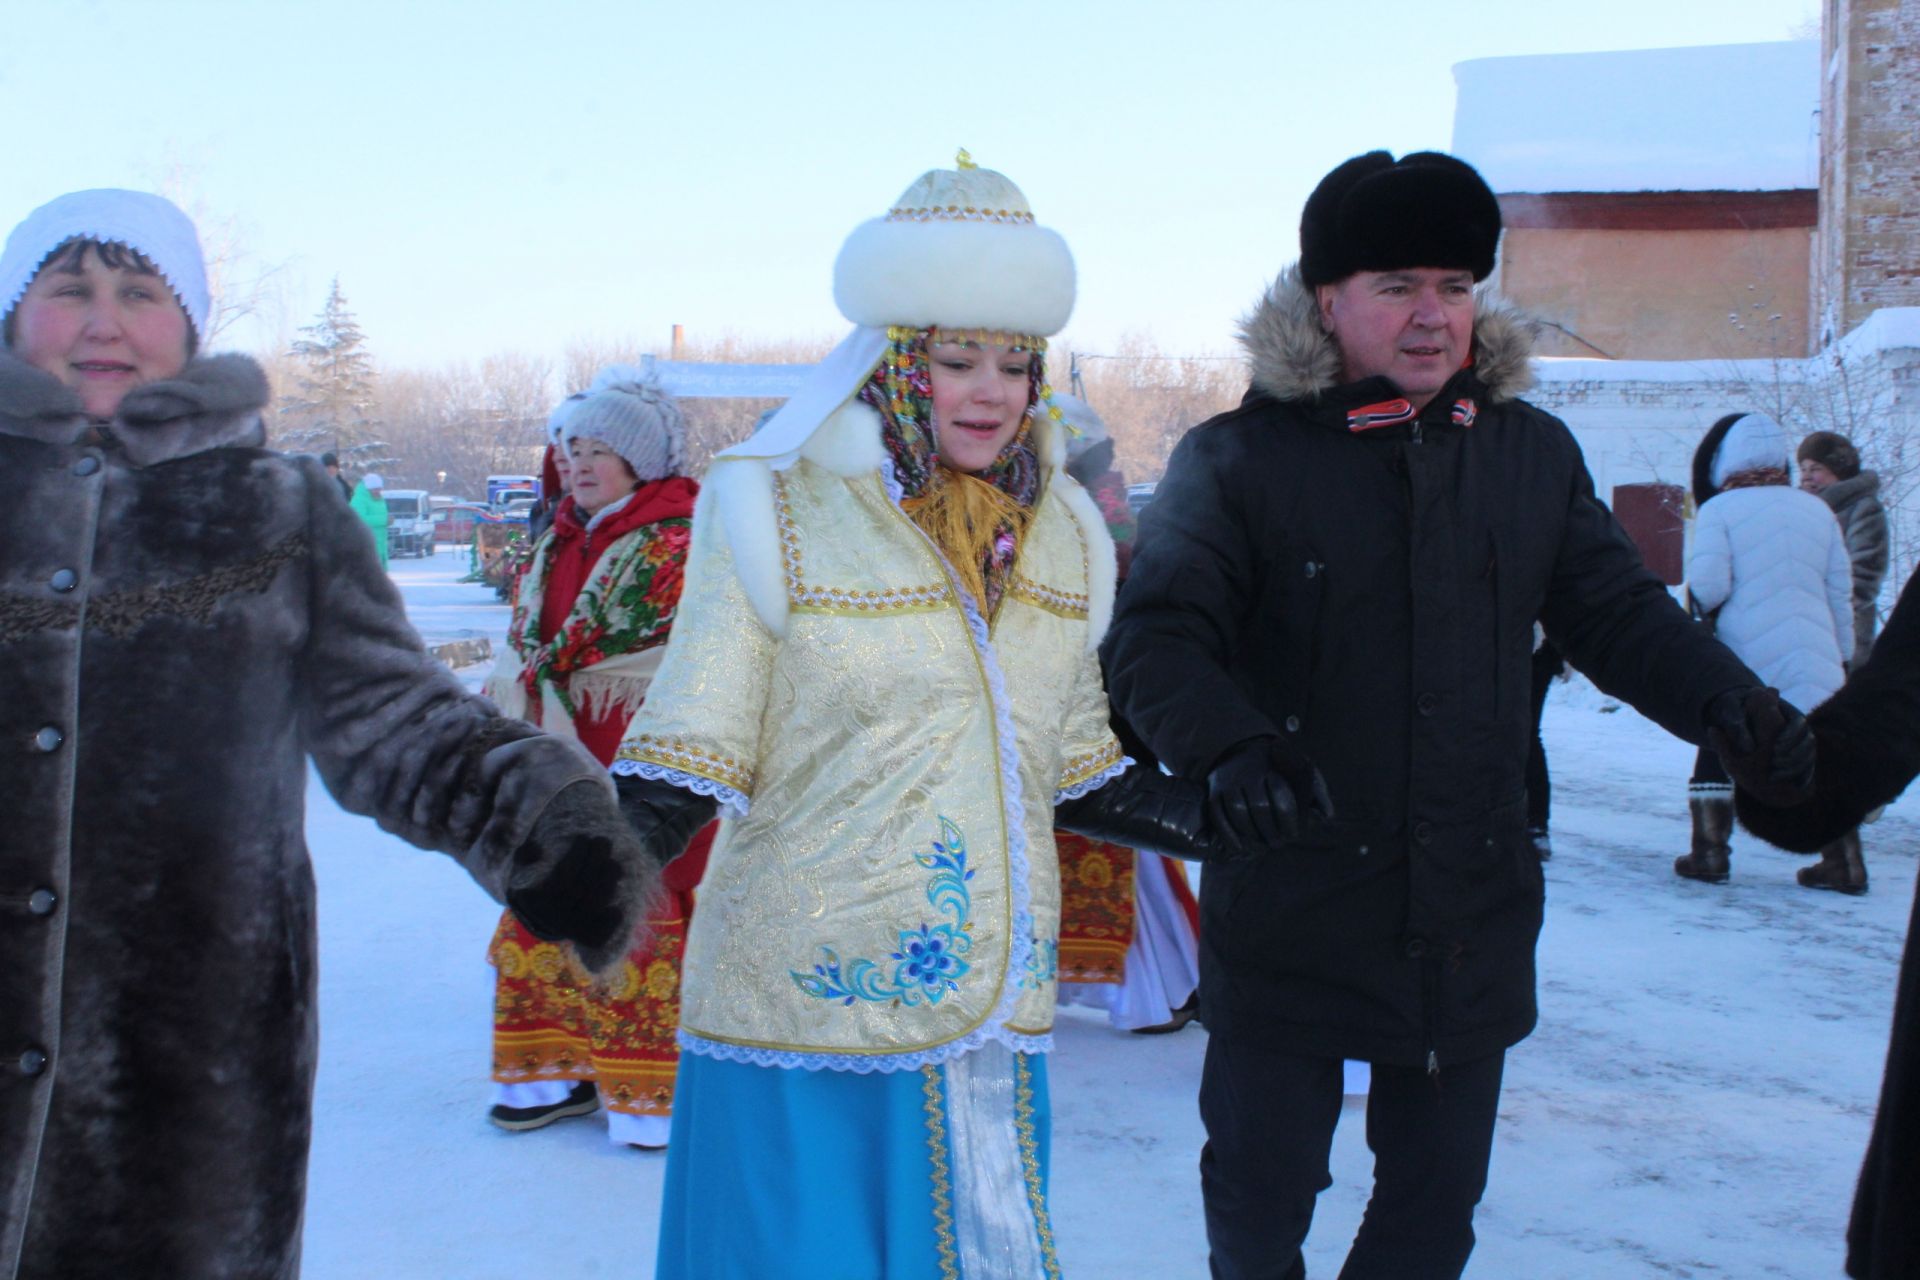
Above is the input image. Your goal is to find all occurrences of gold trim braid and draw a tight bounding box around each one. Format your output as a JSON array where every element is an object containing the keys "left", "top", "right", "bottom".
[
  {"left": 776, "top": 471, "right": 952, "bottom": 616},
  {"left": 1008, "top": 575, "right": 1090, "bottom": 620},
  {"left": 886, "top": 206, "right": 1036, "bottom": 226},
  {"left": 1060, "top": 739, "right": 1125, "bottom": 790},
  {"left": 891, "top": 324, "right": 1049, "bottom": 352},
  {"left": 614, "top": 734, "right": 754, "bottom": 794},
  {"left": 1015, "top": 1055, "right": 1063, "bottom": 1279},
  {"left": 922, "top": 1066, "right": 961, "bottom": 1280}
]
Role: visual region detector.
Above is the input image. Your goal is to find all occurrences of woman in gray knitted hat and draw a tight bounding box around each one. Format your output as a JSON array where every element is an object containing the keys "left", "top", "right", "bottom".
[{"left": 483, "top": 373, "right": 711, "bottom": 1149}]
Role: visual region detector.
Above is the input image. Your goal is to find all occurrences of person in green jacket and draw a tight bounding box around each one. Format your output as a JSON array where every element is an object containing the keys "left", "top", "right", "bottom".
[{"left": 349, "top": 470, "right": 390, "bottom": 568}]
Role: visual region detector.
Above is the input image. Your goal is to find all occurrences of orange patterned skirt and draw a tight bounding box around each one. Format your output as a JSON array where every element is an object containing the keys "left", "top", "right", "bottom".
[
  {"left": 1056, "top": 830, "right": 1137, "bottom": 986},
  {"left": 489, "top": 826, "right": 714, "bottom": 1116}
]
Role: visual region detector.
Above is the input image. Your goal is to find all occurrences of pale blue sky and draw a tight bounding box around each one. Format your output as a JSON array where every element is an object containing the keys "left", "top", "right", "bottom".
[{"left": 3, "top": 0, "right": 1816, "bottom": 369}]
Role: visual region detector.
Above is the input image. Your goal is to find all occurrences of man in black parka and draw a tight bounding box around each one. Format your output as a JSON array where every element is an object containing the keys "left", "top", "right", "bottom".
[{"left": 1101, "top": 151, "right": 1808, "bottom": 1280}]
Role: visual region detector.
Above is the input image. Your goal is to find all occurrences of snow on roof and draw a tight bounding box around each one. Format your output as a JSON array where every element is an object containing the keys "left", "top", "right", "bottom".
[{"left": 1451, "top": 41, "right": 1819, "bottom": 194}]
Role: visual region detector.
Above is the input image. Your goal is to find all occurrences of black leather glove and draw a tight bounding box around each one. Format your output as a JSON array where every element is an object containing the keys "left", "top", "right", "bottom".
[
  {"left": 614, "top": 773, "right": 720, "bottom": 868},
  {"left": 506, "top": 780, "right": 649, "bottom": 971},
  {"left": 1055, "top": 768, "right": 1223, "bottom": 862},
  {"left": 1706, "top": 686, "right": 1815, "bottom": 806},
  {"left": 1205, "top": 737, "right": 1335, "bottom": 854}
]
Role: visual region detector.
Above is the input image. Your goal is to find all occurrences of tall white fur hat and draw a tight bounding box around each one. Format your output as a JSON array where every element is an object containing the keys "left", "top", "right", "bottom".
[
  {"left": 833, "top": 151, "right": 1075, "bottom": 338},
  {"left": 1, "top": 189, "right": 211, "bottom": 341}
]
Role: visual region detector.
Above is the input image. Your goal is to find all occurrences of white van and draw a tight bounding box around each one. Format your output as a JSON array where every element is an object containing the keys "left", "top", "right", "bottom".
[{"left": 383, "top": 489, "right": 436, "bottom": 558}]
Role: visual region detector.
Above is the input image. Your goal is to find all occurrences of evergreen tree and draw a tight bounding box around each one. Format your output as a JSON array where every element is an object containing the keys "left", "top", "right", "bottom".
[{"left": 281, "top": 278, "right": 391, "bottom": 468}]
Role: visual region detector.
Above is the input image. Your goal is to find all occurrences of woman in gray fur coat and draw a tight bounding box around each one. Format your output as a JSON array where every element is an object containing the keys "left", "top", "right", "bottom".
[
  {"left": 1798, "top": 430, "right": 1889, "bottom": 668},
  {"left": 0, "top": 190, "right": 657, "bottom": 1280}
]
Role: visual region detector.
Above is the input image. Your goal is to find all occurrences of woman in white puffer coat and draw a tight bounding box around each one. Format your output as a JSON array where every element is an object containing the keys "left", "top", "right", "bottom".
[{"left": 1676, "top": 411, "right": 1862, "bottom": 891}]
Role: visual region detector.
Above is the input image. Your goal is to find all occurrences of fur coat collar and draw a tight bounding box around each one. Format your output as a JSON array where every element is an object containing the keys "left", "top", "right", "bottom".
[
  {"left": 0, "top": 347, "right": 269, "bottom": 465},
  {"left": 1235, "top": 265, "right": 1538, "bottom": 409},
  {"left": 1820, "top": 469, "right": 1882, "bottom": 512}
]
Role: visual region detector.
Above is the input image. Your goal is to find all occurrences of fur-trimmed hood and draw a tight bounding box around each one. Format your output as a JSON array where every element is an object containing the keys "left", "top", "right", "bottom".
[
  {"left": 0, "top": 347, "right": 269, "bottom": 465},
  {"left": 1236, "top": 265, "right": 1538, "bottom": 407}
]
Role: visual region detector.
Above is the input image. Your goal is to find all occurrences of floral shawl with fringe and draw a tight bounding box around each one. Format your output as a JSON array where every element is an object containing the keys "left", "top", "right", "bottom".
[{"left": 485, "top": 481, "right": 696, "bottom": 738}]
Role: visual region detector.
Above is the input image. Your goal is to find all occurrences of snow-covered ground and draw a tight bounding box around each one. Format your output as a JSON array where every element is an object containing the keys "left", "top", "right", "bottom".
[{"left": 303, "top": 552, "right": 1912, "bottom": 1278}]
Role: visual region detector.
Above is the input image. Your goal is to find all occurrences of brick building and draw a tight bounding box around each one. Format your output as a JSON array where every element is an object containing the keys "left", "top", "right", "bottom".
[
  {"left": 1453, "top": 41, "right": 1820, "bottom": 361},
  {"left": 1449, "top": 10, "right": 1920, "bottom": 600},
  {"left": 1812, "top": 0, "right": 1920, "bottom": 346}
]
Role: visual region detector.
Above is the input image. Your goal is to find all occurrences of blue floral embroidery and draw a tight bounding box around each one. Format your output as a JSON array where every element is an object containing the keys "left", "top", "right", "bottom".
[
  {"left": 792, "top": 816, "right": 976, "bottom": 1008},
  {"left": 1019, "top": 937, "right": 1059, "bottom": 990}
]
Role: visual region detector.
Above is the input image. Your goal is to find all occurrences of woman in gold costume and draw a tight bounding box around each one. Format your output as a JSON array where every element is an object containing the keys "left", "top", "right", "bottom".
[{"left": 610, "top": 154, "right": 1216, "bottom": 1279}]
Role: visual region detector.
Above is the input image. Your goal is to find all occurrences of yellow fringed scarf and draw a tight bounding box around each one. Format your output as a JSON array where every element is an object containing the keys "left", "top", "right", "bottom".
[{"left": 903, "top": 465, "right": 1035, "bottom": 615}]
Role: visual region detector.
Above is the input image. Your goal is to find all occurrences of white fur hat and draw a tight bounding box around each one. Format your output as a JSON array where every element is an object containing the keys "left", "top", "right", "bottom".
[
  {"left": 833, "top": 152, "right": 1075, "bottom": 339},
  {"left": 1711, "top": 412, "right": 1790, "bottom": 487},
  {"left": 562, "top": 369, "right": 686, "bottom": 483},
  {"left": 361, "top": 472, "right": 385, "bottom": 490},
  {"left": 1, "top": 189, "right": 211, "bottom": 340}
]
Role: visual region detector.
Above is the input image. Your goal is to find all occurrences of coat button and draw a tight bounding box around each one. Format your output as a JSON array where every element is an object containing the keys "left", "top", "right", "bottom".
[
  {"left": 1416, "top": 692, "right": 1438, "bottom": 716},
  {"left": 18, "top": 1048, "right": 47, "bottom": 1077},
  {"left": 1414, "top": 821, "right": 1434, "bottom": 844},
  {"left": 49, "top": 569, "right": 78, "bottom": 592},
  {"left": 1284, "top": 715, "right": 1301, "bottom": 733},
  {"left": 1404, "top": 938, "right": 1429, "bottom": 959},
  {"left": 27, "top": 888, "right": 57, "bottom": 916},
  {"left": 1304, "top": 561, "right": 1319, "bottom": 579},
  {"left": 32, "top": 726, "right": 63, "bottom": 753},
  {"left": 73, "top": 456, "right": 101, "bottom": 477}
]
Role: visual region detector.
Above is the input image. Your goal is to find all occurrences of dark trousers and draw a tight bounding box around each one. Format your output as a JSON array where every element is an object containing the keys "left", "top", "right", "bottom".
[
  {"left": 1691, "top": 742, "right": 1731, "bottom": 788},
  {"left": 1526, "top": 640, "right": 1563, "bottom": 830},
  {"left": 1200, "top": 1037, "right": 1506, "bottom": 1280}
]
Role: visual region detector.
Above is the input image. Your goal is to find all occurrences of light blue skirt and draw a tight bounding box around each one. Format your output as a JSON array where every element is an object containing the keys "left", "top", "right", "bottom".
[{"left": 656, "top": 1044, "right": 1057, "bottom": 1280}]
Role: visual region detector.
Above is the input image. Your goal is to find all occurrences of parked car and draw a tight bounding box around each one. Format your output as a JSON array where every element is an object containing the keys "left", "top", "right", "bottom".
[
  {"left": 431, "top": 499, "right": 487, "bottom": 546},
  {"left": 1126, "top": 482, "right": 1158, "bottom": 516},
  {"left": 486, "top": 474, "right": 539, "bottom": 509},
  {"left": 383, "top": 489, "right": 437, "bottom": 558}
]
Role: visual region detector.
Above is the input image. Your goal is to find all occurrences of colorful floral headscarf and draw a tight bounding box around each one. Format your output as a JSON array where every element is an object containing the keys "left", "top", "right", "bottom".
[{"left": 860, "top": 326, "right": 1043, "bottom": 617}]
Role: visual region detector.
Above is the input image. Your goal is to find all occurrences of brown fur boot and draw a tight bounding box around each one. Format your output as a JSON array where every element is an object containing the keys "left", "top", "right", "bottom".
[
  {"left": 1675, "top": 793, "right": 1733, "bottom": 883},
  {"left": 1797, "top": 829, "right": 1868, "bottom": 895}
]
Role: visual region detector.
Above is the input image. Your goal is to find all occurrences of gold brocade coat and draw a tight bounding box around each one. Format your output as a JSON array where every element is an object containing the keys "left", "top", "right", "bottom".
[{"left": 613, "top": 399, "right": 1124, "bottom": 1070}]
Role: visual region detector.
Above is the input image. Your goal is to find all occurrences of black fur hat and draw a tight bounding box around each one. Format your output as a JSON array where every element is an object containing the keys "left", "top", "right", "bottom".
[{"left": 1299, "top": 151, "right": 1502, "bottom": 287}]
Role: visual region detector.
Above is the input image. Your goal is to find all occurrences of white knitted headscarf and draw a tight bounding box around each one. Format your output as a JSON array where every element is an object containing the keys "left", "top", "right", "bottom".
[
  {"left": 561, "top": 369, "right": 687, "bottom": 482},
  {"left": 1, "top": 189, "right": 211, "bottom": 341}
]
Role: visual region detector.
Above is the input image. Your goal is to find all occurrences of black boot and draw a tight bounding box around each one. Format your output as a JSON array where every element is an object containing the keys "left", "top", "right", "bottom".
[
  {"left": 1798, "top": 829, "right": 1867, "bottom": 895},
  {"left": 1675, "top": 793, "right": 1732, "bottom": 883}
]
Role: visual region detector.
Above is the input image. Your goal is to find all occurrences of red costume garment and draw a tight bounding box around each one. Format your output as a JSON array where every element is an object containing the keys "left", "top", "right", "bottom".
[
  {"left": 1055, "top": 464, "right": 1200, "bottom": 1021},
  {"left": 488, "top": 479, "right": 712, "bottom": 1118}
]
